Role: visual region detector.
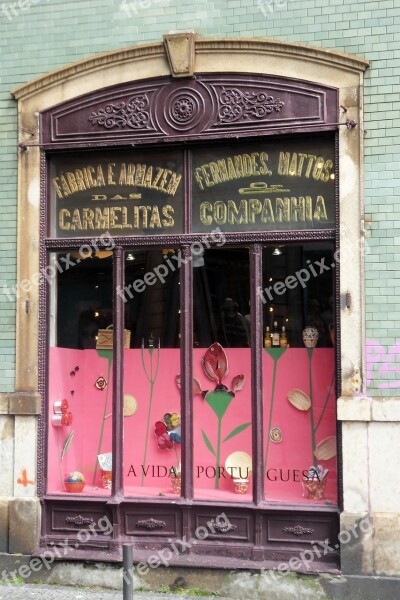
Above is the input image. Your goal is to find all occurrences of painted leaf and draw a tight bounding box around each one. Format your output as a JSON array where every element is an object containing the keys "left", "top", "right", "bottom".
[
  {"left": 61, "top": 430, "right": 75, "bottom": 461},
  {"left": 223, "top": 422, "right": 251, "bottom": 443},
  {"left": 155, "top": 421, "right": 167, "bottom": 436},
  {"left": 202, "top": 343, "right": 228, "bottom": 385},
  {"left": 204, "top": 390, "right": 234, "bottom": 420},
  {"left": 176, "top": 375, "right": 203, "bottom": 397},
  {"left": 231, "top": 374, "right": 245, "bottom": 392},
  {"left": 202, "top": 430, "right": 216, "bottom": 456},
  {"left": 287, "top": 389, "right": 311, "bottom": 411},
  {"left": 315, "top": 436, "right": 337, "bottom": 460}
]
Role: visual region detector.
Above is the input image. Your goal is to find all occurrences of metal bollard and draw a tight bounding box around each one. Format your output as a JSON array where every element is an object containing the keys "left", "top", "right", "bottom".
[{"left": 123, "top": 543, "right": 133, "bottom": 600}]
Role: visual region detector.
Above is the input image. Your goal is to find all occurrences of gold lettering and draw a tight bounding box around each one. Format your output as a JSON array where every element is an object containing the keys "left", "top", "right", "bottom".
[
  {"left": 194, "top": 168, "right": 204, "bottom": 190},
  {"left": 217, "top": 159, "right": 229, "bottom": 183},
  {"left": 52, "top": 178, "right": 63, "bottom": 199},
  {"left": 227, "top": 199, "right": 248, "bottom": 225},
  {"left": 92, "top": 195, "right": 108, "bottom": 201},
  {"left": 121, "top": 207, "right": 132, "bottom": 229},
  {"left": 291, "top": 197, "right": 305, "bottom": 222},
  {"left": 152, "top": 167, "right": 164, "bottom": 190},
  {"left": 275, "top": 197, "right": 290, "bottom": 222},
  {"left": 66, "top": 172, "right": 79, "bottom": 194},
  {"left": 73, "top": 170, "right": 84, "bottom": 192},
  {"left": 248, "top": 198, "right": 262, "bottom": 223},
  {"left": 96, "top": 165, "right": 106, "bottom": 187},
  {"left": 209, "top": 162, "right": 222, "bottom": 185},
  {"left": 149, "top": 206, "right": 162, "bottom": 228},
  {"left": 297, "top": 153, "right": 307, "bottom": 177},
  {"left": 261, "top": 198, "right": 274, "bottom": 223},
  {"left": 143, "top": 166, "right": 154, "bottom": 189},
  {"left": 312, "top": 157, "right": 325, "bottom": 181},
  {"left": 166, "top": 173, "right": 182, "bottom": 196},
  {"left": 313, "top": 196, "right": 328, "bottom": 221},
  {"left": 251, "top": 153, "right": 260, "bottom": 175},
  {"left": 118, "top": 163, "right": 127, "bottom": 185},
  {"left": 200, "top": 201, "right": 213, "bottom": 226},
  {"left": 259, "top": 152, "right": 271, "bottom": 175},
  {"left": 227, "top": 158, "right": 238, "bottom": 180},
  {"left": 107, "top": 163, "right": 116, "bottom": 185},
  {"left": 305, "top": 196, "right": 313, "bottom": 221},
  {"left": 126, "top": 164, "right": 135, "bottom": 185},
  {"left": 201, "top": 165, "right": 213, "bottom": 187},
  {"left": 95, "top": 207, "right": 110, "bottom": 229},
  {"left": 135, "top": 164, "right": 146, "bottom": 186},
  {"left": 60, "top": 174, "right": 72, "bottom": 197},
  {"left": 85, "top": 166, "right": 96, "bottom": 188},
  {"left": 305, "top": 155, "right": 316, "bottom": 178},
  {"left": 58, "top": 208, "right": 70, "bottom": 230},
  {"left": 162, "top": 205, "right": 174, "bottom": 227},
  {"left": 321, "top": 159, "right": 333, "bottom": 182},
  {"left": 139, "top": 206, "right": 151, "bottom": 228},
  {"left": 288, "top": 153, "right": 297, "bottom": 177},
  {"left": 233, "top": 155, "right": 243, "bottom": 178},
  {"left": 71, "top": 209, "right": 82, "bottom": 230},
  {"left": 109, "top": 207, "right": 123, "bottom": 229},
  {"left": 278, "top": 152, "right": 290, "bottom": 176},
  {"left": 82, "top": 208, "right": 95, "bottom": 229},
  {"left": 214, "top": 201, "right": 227, "bottom": 225},
  {"left": 158, "top": 169, "right": 172, "bottom": 193}
]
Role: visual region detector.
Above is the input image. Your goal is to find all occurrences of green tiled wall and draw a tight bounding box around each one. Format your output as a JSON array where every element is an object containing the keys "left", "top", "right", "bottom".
[{"left": 0, "top": 0, "right": 398, "bottom": 395}]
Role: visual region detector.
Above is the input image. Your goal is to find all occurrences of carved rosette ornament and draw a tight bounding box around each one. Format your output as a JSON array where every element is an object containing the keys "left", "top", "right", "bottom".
[
  {"left": 65, "top": 515, "right": 95, "bottom": 527},
  {"left": 212, "top": 522, "right": 237, "bottom": 533},
  {"left": 163, "top": 88, "right": 206, "bottom": 132},
  {"left": 136, "top": 517, "right": 167, "bottom": 530},
  {"left": 282, "top": 525, "right": 314, "bottom": 536},
  {"left": 89, "top": 94, "right": 150, "bottom": 130},
  {"left": 218, "top": 87, "right": 284, "bottom": 124}
]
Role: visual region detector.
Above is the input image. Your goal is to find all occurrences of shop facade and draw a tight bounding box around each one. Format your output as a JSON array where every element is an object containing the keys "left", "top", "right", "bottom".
[{"left": 4, "top": 36, "right": 372, "bottom": 573}]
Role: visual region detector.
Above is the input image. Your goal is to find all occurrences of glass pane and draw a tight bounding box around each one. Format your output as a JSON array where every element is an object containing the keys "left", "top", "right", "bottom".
[
  {"left": 123, "top": 249, "right": 181, "bottom": 497},
  {"left": 191, "top": 136, "right": 335, "bottom": 234},
  {"left": 47, "top": 251, "right": 114, "bottom": 496},
  {"left": 49, "top": 148, "right": 184, "bottom": 238},
  {"left": 261, "top": 243, "right": 337, "bottom": 504},
  {"left": 193, "top": 248, "right": 252, "bottom": 501}
]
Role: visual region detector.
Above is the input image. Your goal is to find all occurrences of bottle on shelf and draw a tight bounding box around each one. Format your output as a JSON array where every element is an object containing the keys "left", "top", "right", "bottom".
[
  {"left": 280, "top": 325, "right": 288, "bottom": 348},
  {"left": 264, "top": 326, "right": 271, "bottom": 348},
  {"left": 272, "top": 321, "right": 280, "bottom": 347}
]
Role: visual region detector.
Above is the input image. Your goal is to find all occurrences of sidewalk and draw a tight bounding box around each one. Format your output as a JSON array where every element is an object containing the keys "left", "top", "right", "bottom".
[{"left": 0, "top": 583, "right": 219, "bottom": 600}]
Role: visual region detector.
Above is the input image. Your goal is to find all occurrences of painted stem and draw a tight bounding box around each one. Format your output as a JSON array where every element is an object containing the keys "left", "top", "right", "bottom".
[
  {"left": 264, "top": 358, "right": 278, "bottom": 475},
  {"left": 215, "top": 417, "right": 222, "bottom": 490},
  {"left": 92, "top": 357, "right": 112, "bottom": 486},
  {"left": 315, "top": 369, "right": 335, "bottom": 433},
  {"left": 141, "top": 379, "right": 155, "bottom": 486},
  {"left": 308, "top": 348, "right": 317, "bottom": 467},
  {"left": 57, "top": 430, "right": 64, "bottom": 490}
]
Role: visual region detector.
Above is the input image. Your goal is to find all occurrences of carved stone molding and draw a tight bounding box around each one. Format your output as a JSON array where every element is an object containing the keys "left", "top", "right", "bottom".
[
  {"left": 213, "top": 522, "right": 237, "bottom": 533},
  {"left": 136, "top": 518, "right": 167, "bottom": 530},
  {"left": 282, "top": 525, "right": 314, "bottom": 536},
  {"left": 65, "top": 515, "right": 95, "bottom": 527},
  {"left": 89, "top": 93, "right": 150, "bottom": 130},
  {"left": 163, "top": 33, "right": 196, "bottom": 78}
]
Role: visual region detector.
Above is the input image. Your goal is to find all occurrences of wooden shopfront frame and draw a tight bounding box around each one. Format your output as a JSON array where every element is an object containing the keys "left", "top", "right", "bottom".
[{"left": 36, "top": 73, "right": 341, "bottom": 569}]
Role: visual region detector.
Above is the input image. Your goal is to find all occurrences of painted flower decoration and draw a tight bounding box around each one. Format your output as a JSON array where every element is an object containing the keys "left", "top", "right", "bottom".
[
  {"left": 155, "top": 412, "right": 181, "bottom": 449},
  {"left": 202, "top": 342, "right": 228, "bottom": 386},
  {"left": 175, "top": 375, "right": 205, "bottom": 397}
]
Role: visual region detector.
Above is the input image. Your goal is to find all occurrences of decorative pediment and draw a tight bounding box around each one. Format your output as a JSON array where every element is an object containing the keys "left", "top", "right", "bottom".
[{"left": 40, "top": 74, "right": 337, "bottom": 145}]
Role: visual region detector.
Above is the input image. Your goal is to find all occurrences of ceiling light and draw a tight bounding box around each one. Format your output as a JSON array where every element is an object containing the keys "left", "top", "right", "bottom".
[{"left": 272, "top": 248, "right": 282, "bottom": 256}]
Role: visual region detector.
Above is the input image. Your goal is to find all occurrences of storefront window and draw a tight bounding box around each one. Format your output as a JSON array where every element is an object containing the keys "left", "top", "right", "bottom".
[
  {"left": 261, "top": 243, "right": 337, "bottom": 504},
  {"left": 193, "top": 248, "right": 252, "bottom": 501},
  {"left": 123, "top": 248, "right": 181, "bottom": 497},
  {"left": 47, "top": 252, "right": 114, "bottom": 495}
]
